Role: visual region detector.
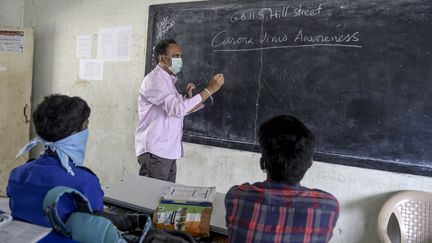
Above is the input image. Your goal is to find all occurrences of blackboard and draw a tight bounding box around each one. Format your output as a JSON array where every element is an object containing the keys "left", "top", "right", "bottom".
[{"left": 145, "top": 0, "right": 432, "bottom": 176}]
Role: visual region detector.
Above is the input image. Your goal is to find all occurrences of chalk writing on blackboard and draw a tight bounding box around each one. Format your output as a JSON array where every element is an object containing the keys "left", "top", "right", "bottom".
[
  {"left": 213, "top": 3, "right": 362, "bottom": 52},
  {"left": 156, "top": 16, "right": 175, "bottom": 41},
  {"left": 211, "top": 30, "right": 362, "bottom": 51},
  {"left": 230, "top": 4, "right": 324, "bottom": 22}
]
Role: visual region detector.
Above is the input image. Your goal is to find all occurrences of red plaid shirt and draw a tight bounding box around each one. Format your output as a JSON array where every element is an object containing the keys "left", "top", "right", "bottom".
[{"left": 225, "top": 179, "right": 339, "bottom": 243}]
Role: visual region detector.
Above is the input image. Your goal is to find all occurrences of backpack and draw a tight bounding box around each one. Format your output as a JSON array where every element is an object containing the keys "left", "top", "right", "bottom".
[
  {"left": 142, "top": 229, "right": 196, "bottom": 243},
  {"left": 44, "top": 186, "right": 196, "bottom": 243},
  {"left": 139, "top": 213, "right": 196, "bottom": 243},
  {"left": 43, "top": 186, "right": 126, "bottom": 243}
]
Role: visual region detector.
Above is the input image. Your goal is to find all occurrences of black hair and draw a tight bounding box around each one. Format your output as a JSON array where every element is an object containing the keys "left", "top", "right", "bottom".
[
  {"left": 32, "top": 94, "right": 90, "bottom": 142},
  {"left": 154, "top": 39, "right": 177, "bottom": 63},
  {"left": 258, "top": 115, "right": 315, "bottom": 184}
]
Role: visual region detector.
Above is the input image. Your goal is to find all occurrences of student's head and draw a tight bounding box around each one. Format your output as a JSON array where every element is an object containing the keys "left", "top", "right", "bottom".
[
  {"left": 258, "top": 115, "right": 315, "bottom": 184},
  {"left": 154, "top": 39, "right": 183, "bottom": 73},
  {"left": 33, "top": 94, "right": 90, "bottom": 142}
]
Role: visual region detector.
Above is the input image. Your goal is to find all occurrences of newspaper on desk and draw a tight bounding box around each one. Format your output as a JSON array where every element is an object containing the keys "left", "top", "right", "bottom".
[
  {"left": 153, "top": 185, "right": 216, "bottom": 237},
  {"left": 0, "top": 210, "right": 51, "bottom": 243}
]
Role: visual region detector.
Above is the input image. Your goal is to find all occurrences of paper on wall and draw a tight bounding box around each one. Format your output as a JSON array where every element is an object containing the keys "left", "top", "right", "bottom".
[
  {"left": 97, "top": 26, "right": 131, "bottom": 62},
  {"left": 78, "top": 59, "right": 104, "bottom": 81},
  {"left": 76, "top": 35, "right": 92, "bottom": 59},
  {"left": 0, "top": 31, "right": 24, "bottom": 53}
]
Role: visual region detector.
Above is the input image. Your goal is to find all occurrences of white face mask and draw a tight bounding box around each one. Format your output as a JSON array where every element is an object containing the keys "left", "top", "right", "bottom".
[{"left": 168, "top": 57, "right": 183, "bottom": 75}]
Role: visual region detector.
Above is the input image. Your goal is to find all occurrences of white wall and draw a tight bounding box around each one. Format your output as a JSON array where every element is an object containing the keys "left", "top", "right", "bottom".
[
  {"left": 0, "top": 0, "right": 24, "bottom": 27},
  {"left": 21, "top": 0, "right": 432, "bottom": 242}
]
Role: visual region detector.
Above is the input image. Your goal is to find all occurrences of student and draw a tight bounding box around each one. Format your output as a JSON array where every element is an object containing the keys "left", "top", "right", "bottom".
[
  {"left": 7, "top": 94, "right": 141, "bottom": 241},
  {"left": 225, "top": 115, "right": 339, "bottom": 243},
  {"left": 135, "top": 38, "right": 224, "bottom": 182}
]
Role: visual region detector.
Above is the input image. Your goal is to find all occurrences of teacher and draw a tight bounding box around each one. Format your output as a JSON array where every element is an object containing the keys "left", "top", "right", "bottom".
[{"left": 135, "top": 38, "right": 224, "bottom": 182}]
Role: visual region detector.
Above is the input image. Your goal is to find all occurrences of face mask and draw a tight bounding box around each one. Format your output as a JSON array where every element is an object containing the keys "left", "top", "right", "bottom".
[
  {"left": 16, "top": 129, "right": 89, "bottom": 176},
  {"left": 168, "top": 57, "right": 183, "bottom": 75}
]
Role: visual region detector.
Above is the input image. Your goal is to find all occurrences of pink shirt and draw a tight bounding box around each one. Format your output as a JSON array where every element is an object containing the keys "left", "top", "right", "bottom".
[{"left": 135, "top": 65, "right": 202, "bottom": 159}]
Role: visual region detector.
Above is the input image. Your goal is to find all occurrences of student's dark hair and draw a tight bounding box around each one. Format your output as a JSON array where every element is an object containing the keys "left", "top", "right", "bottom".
[
  {"left": 258, "top": 115, "right": 315, "bottom": 184},
  {"left": 32, "top": 94, "right": 90, "bottom": 142},
  {"left": 154, "top": 38, "right": 177, "bottom": 63}
]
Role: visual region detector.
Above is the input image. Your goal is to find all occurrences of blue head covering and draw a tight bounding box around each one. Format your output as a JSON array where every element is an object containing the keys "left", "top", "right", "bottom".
[{"left": 16, "top": 129, "right": 89, "bottom": 176}]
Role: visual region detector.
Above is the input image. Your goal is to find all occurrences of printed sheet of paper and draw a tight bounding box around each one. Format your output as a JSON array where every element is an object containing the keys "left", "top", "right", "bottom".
[
  {"left": 0, "top": 219, "right": 51, "bottom": 243},
  {"left": 97, "top": 26, "right": 131, "bottom": 61},
  {"left": 78, "top": 59, "right": 104, "bottom": 80},
  {"left": 162, "top": 185, "right": 216, "bottom": 203},
  {"left": 0, "top": 31, "right": 24, "bottom": 53},
  {"left": 76, "top": 35, "right": 92, "bottom": 58}
]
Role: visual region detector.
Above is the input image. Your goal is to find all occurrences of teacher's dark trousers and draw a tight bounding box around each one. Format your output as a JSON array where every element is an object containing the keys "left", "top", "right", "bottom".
[{"left": 137, "top": 152, "right": 176, "bottom": 182}]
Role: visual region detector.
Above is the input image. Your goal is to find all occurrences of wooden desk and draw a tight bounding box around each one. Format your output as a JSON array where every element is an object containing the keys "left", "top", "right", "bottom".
[{"left": 104, "top": 174, "right": 228, "bottom": 235}]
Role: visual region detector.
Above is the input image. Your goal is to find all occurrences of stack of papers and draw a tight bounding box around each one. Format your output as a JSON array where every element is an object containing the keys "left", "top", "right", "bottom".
[{"left": 153, "top": 185, "right": 216, "bottom": 237}]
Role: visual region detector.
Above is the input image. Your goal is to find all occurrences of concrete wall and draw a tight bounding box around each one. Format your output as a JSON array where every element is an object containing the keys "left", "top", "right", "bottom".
[
  {"left": 21, "top": 0, "right": 432, "bottom": 242},
  {"left": 0, "top": 0, "right": 24, "bottom": 27}
]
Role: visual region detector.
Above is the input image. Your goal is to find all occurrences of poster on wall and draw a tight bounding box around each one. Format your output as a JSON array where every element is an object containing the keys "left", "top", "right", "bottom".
[
  {"left": 0, "top": 31, "right": 24, "bottom": 53},
  {"left": 76, "top": 35, "right": 92, "bottom": 59},
  {"left": 78, "top": 59, "right": 104, "bottom": 81},
  {"left": 97, "top": 26, "right": 131, "bottom": 62}
]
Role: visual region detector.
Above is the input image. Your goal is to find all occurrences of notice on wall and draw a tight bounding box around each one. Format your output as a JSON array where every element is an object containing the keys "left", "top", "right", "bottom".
[
  {"left": 0, "top": 31, "right": 24, "bottom": 53},
  {"left": 78, "top": 59, "right": 104, "bottom": 81},
  {"left": 97, "top": 26, "right": 131, "bottom": 62},
  {"left": 76, "top": 35, "right": 92, "bottom": 59}
]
